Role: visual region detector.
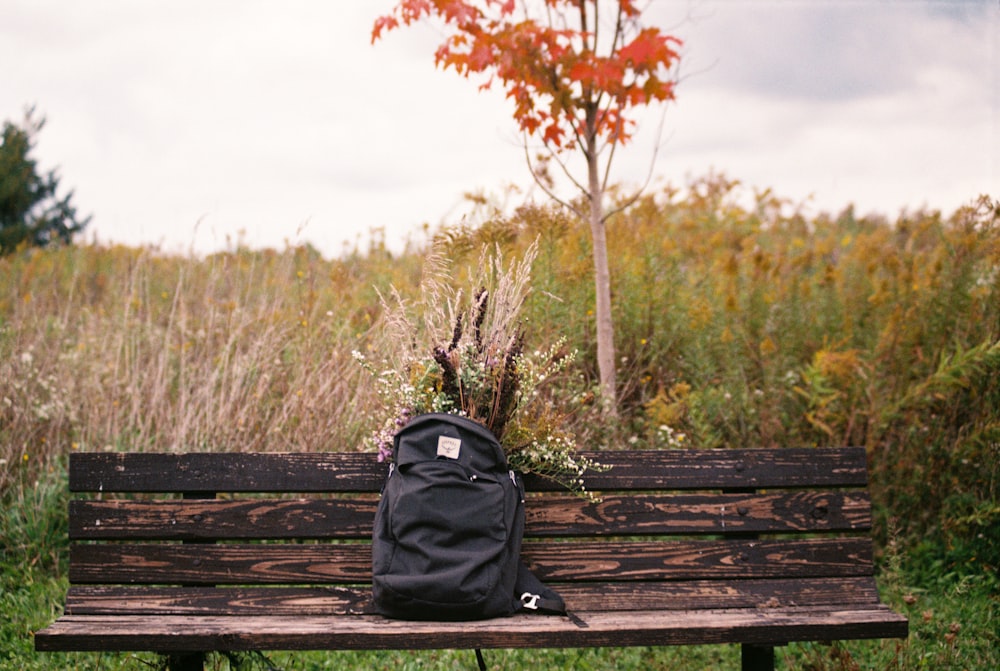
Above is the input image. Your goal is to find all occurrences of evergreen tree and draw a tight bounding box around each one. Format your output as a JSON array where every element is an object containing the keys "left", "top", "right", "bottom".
[{"left": 0, "top": 107, "right": 90, "bottom": 255}]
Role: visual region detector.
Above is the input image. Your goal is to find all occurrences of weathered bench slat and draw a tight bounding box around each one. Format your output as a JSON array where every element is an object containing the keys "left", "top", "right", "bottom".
[
  {"left": 64, "top": 576, "right": 886, "bottom": 616},
  {"left": 34, "top": 607, "right": 908, "bottom": 653},
  {"left": 70, "top": 490, "right": 871, "bottom": 541},
  {"left": 69, "top": 499, "right": 379, "bottom": 541},
  {"left": 70, "top": 452, "right": 387, "bottom": 494},
  {"left": 65, "top": 585, "right": 374, "bottom": 616},
  {"left": 527, "top": 538, "right": 873, "bottom": 581},
  {"left": 69, "top": 448, "right": 868, "bottom": 493},
  {"left": 527, "top": 490, "right": 870, "bottom": 536},
  {"left": 69, "top": 538, "right": 872, "bottom": 585}
]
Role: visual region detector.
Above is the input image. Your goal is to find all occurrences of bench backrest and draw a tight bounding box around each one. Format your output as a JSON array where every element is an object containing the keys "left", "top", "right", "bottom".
[{"left": 64, "top": 448, "right": 884, "bottom": 617}]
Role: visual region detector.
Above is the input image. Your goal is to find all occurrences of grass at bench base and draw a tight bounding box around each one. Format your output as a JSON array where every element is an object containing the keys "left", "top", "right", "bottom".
[
  {"left": 267, "top": 646, "right": 738, "bottom": 670},
  {"left": 5, "top": 646, "right": 738, "bottom": 671}
]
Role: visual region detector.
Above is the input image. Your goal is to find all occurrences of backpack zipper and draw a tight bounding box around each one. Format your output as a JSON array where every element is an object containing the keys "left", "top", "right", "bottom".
[
  {"left": 380, "top": 462, "right": 395, "bottom": 495},
  {"left": 510, "top": 470, "right": 525, "bottom": 503}
]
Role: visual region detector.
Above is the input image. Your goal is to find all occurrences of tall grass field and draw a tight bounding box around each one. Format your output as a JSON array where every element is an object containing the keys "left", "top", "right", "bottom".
[{"left": 2, "top": 177, "right": 997, "bottom": 669}]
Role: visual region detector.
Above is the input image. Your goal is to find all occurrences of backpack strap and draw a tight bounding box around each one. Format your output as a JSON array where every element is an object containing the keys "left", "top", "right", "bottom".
[
  {"left": 514, "top": 561, "right": 589, "bottom": 627},
  {"left": 475, "top": 564, "right": 582, "bottom": 671},
  {"left": 513, "top": 561, "right": 565, "bottom": 615}
]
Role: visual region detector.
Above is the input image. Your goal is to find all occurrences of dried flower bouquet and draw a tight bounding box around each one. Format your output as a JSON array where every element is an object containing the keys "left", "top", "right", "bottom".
[{"left": 354, "top": 241, "right": 603, "bottom": 497}]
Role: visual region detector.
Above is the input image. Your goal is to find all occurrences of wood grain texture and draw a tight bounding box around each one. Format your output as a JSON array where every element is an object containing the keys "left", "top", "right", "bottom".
[
  {"left": 63, "top": 577, "right": 885, "bottom": 616},
  {"left": 34, "top": 607, "right": 908, "bottom": 653},
  {"left": 68, "top": 538, "right": 872, "bottom": 585},
  {"left": 69, "top": 490, "right": 870, "bottom": 541},
  {"left": 69, "top": 447, "right": 868, "bottom": 493}
]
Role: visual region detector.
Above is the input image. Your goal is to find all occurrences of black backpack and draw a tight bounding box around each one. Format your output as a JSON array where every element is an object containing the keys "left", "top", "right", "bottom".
[{"left": 372, "top": 413, "right": 565, "bottom": 621}]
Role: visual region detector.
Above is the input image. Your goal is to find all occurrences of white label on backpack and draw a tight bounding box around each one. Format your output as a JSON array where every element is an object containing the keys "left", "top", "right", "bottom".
[{"left": 436, "top": 435, "right": 462, "bottom": 459}]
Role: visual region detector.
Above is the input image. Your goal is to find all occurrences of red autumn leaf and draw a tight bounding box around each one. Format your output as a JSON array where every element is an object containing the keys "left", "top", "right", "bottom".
[
  {"left": 568, "top": 58, "right": 596, "bottom": 83},
  {"left": 618, "top": 28, "right": 669, "bottom": 67},
  {"left": 542, "top": 121, "right": 565, "bottom": 148}
]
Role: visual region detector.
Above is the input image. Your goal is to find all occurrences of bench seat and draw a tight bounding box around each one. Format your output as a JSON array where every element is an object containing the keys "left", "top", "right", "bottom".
[{"left": 37, "top": 605, "right": 906, "bottom": 652}]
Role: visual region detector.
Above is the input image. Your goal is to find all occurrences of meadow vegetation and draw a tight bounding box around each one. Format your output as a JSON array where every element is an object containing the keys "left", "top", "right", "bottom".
[{"left": 2, "top": 175, "right": 997, "bottom": 669}]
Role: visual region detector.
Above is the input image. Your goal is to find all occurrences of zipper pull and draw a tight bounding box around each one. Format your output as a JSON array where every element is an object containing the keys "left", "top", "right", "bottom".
[
  {"left": 510, "top": 470, "right": 525, "bottom": 503},
  {"left": 380, "top": 462, "right": 395, "bottom": 496}
]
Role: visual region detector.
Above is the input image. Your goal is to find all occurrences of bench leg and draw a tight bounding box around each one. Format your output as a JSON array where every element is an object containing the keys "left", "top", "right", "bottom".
[
  {"left": 741, "top": 644, "right": 774, "bottom": 671},
  {"left": 167, "top": 652, "right": 205, "bottom": 671}
]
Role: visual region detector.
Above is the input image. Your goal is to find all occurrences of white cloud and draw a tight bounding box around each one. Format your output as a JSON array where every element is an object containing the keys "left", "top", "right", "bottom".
[{"left": 1, "top": 0, "right": 995, "bottom": 256}]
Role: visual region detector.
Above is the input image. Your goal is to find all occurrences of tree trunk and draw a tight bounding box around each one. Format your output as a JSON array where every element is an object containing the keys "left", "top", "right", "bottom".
[{"left": 587, "top": 139, "right": 617, "bottom": 413}]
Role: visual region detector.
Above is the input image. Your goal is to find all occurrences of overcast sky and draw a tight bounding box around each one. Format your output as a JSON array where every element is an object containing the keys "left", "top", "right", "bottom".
[{"left": 2, "top": 1, "right": 996, "bottom": 257}]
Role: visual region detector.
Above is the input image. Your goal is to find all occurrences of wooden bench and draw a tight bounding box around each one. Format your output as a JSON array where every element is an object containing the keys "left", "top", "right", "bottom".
[{"left": 35, "top": 447, "right": 907, "bottom": 670}]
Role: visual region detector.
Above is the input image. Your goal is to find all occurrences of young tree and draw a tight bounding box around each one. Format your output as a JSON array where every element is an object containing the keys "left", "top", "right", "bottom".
[
  {"left": 0, "top": 107, "right": 90, "bottom": 255},
  {"left": 372, "top": 0, "right": 681, "bottom": 410}
]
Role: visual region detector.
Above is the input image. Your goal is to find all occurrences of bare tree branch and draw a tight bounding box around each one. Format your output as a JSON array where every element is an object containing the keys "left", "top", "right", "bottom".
[
  {"left": 523, "top": 136, "right": 585, "bottom": 218},
  {"left": 602, "top": 102, "right": 672, "bottom": 223}
]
